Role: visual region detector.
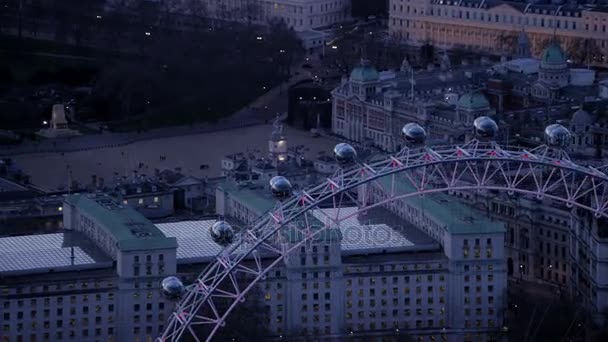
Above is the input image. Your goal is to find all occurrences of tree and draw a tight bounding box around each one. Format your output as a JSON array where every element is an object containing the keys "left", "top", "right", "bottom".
[
  {"left": 266, "top": 19, "right": 304, "bottom": 77},
  {"left": 244, "top": 1, "right": 262, "bottom": 25},
  {"left": 534, "top": 36, "right": 553, "bottom": 57},
  {"left": 495, "top": 31, "right": 518, "bottom": 56},
  {"left": 91, "top": 13, "right": 293, "bottom": 128},
  {"left": 566, "top": 37, "right": 601, "bottom": 66},
  {"left": 323, "top": 25, "right": 366, "bottom": 74},
  {"left": 102, "top": 0, "right": 133, "bottom": 53}
]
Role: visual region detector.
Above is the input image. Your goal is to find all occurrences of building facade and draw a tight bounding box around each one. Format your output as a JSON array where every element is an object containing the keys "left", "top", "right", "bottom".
[
  {"left": 217, "top": 177, "right": 508, "bottom": 341},
  {"left": 1, "top": 194, "right": 178, "bottom": 342},
  {"left": 388, "top": 0, "right": 608, "bottom": 67},
  {"left": 199, "top": 0, "right": 351, "bottom": 31},
  {"left": 112, "top": 181, "right": 174, "bottom": 219},
  {"left": 331, "top": 58, "right": 491, "bottom": 151},
  {"left": 332, "top": 39, "right": 605, "bottom": 152}
]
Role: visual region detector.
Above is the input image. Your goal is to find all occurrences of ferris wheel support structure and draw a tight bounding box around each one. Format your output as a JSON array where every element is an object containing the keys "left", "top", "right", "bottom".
[{"left": 158, "top": 122, "right": 608, "bottom": 342}]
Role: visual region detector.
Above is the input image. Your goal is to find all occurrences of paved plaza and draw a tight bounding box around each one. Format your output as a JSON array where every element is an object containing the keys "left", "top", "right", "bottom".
[{"left": 12, "top": 124, "right": 337, "bottom": 191}]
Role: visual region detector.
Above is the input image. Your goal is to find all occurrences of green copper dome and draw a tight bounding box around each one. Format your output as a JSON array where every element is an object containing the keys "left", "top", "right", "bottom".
[
  {"left": 350, "top": 59, "right": 379, "bottom": 82},
  {"left": 457, "top": 92, "right": 490, "bottom": 110},
  {"left": 541, "top": 42, "right": 567, "bottom": 65}
]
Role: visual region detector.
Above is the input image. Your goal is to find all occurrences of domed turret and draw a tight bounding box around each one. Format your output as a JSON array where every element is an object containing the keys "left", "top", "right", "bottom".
[
  {"left": 458, "top": 92, "right": 490, "bottom": 111},
  {"left": 545, "top": 124, "right": 571, "bottom": 148},
  {"left": 161, "top": 276, "right": 185, "bottom": 300},
  {"left": 538, "top": 40, "right": 569, "bottom": 88},
  {"left": 571, "top": 108, "right": 593, "bottom": 126},
  {"left": 269, "top": 176, "right": 292, "bottom": 200},
  {"left": 473, "top": 116, "right": 499, "bottom": 139},
  {"left": 210, "top": 220, "right": 235, "bottom": 246},
  {"left": 457, "top": 92, "right": 491, "bottom": 124},
  {"left": 333, "top": 143, "right": 357, "bottom": 165},
  {"left": 541, "top": 42, "right": 567, "bottom": 67},
  {"left": 516, "top": 29, "right": 531, "bottom": 58},
  {"left": 402, "top": 123, "right": 426, "bottom": 146},
  {"left": 400, "top": 56, "right": 412, "bottom": 73},
  {"left": 350, "top": 59, "right": 379, "bottom": 83},
  {"left": 440, "top": 50, "right": 451, "bottom": 71}
]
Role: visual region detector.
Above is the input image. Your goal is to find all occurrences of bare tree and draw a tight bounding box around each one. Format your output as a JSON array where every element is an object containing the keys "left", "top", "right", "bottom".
[
  {"left": 495, "top": 31, "right": 518, "bottom": 56},
  {"left": 566, "top": 37, "right": 601, "bottom": 66}
]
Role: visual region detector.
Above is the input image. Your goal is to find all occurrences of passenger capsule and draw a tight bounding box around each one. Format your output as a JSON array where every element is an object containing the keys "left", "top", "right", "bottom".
[
  {"left": 210, "top": 220, "right": 235, "bottom": 246},
  {"left": 473, "top": 116, "right": 498, "bottom": 139},
  {"left": 269, "top": 176, "right": 292, "bottom": 200},
  {"left": 333, "top": 143, "right": 357, "bottom": 165},
  {"left": 161, "top": 276, "right": 185, "bottom": 300},
  {"left": 402, "top": 123, "right": 427, "bottom": 146},
  {"left": 544, "top": 124, "right": 571, "bottom": 148}
]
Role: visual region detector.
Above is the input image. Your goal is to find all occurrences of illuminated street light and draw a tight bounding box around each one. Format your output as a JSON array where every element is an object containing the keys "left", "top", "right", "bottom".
[
  {"left": 145, "top": 32, "right": 151, "bottom": 36},
  {"left": 279, "top": 49, "right": 285, "bottom": 53},
  {"left": 256, "top": 36, "right": 263, "bottom": 40},
  {"left": 43, "top": 120, "right": 48, "bottom": 125},
  {"left": 96, "top": 15, "right": 102, "bottom": 19},
  {"left": 331, "top": 45, "right": 338, "bottom": 49}
]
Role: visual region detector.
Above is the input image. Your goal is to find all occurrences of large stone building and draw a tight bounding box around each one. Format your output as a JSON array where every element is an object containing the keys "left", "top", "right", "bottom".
[
  {"left": 195, "top": 0, "right": 350, "bottom": 49},
  {"left": 388, "top": 1, "right": 608, "bottom": 67},
  {"left": 1, "top": 189, "right": 507, "bottom": 342},
  {"left": 200, "top": 0, "right": 351, "bottom": 31},
  {"left": 216, "top": 179, "right": 508, "bottom": 341},
  {"left": 331, "top": 38, "right": 605, "bottom": 151},
  {"left": 1, "top": 194, "right": 178, "bottom": 342},
  {"left": 569, "top": 101, "right": 608, "bottom": 158},
  {"left": 331, "top": 57, "right": 491, "bottom": 151}
]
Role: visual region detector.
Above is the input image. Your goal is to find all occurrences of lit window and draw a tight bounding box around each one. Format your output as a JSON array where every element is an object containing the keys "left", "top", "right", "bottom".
[
  {"left": 154, "top": 197, "right": 159, "bottom": 203},
  {"left": 138, "top": 198, "right": 143, "bottom": 205}
]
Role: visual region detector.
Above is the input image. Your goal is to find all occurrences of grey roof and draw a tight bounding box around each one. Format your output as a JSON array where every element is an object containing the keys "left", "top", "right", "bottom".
[
  {"left": 0, "top": 231, "right": 112, "bottom": 275},
  {"left": 571, "top": 108, "right": 594, "bottom": 126},
  {"left": 0, "top": 177, "right": 29, "bottom": 192},
  {"left": 156, "top": 220, "right": 224, "bottom": 263},
  {"left": 377, "top": 175, "right": 505, "bottom": 235},
  {"left": 158, "top": 169, "right": 185, "bottom": 184},
  {"left": 157, "top": 211, "right": 439, "bottom": 262},
  {"left": 113, "top": 180, "right": 169, "bottom": 196},
  {"left": 253, "top": 160, "right": 276, "bottom": 170},
  {"left": 217, "top": 181, "right": 276, "bottom": 216},
  {"left": 590, "top": 6, "right": 608, "bottom": 13},
  {"left": 64, "top": 194, "right": 177, "bottom": 252}
]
